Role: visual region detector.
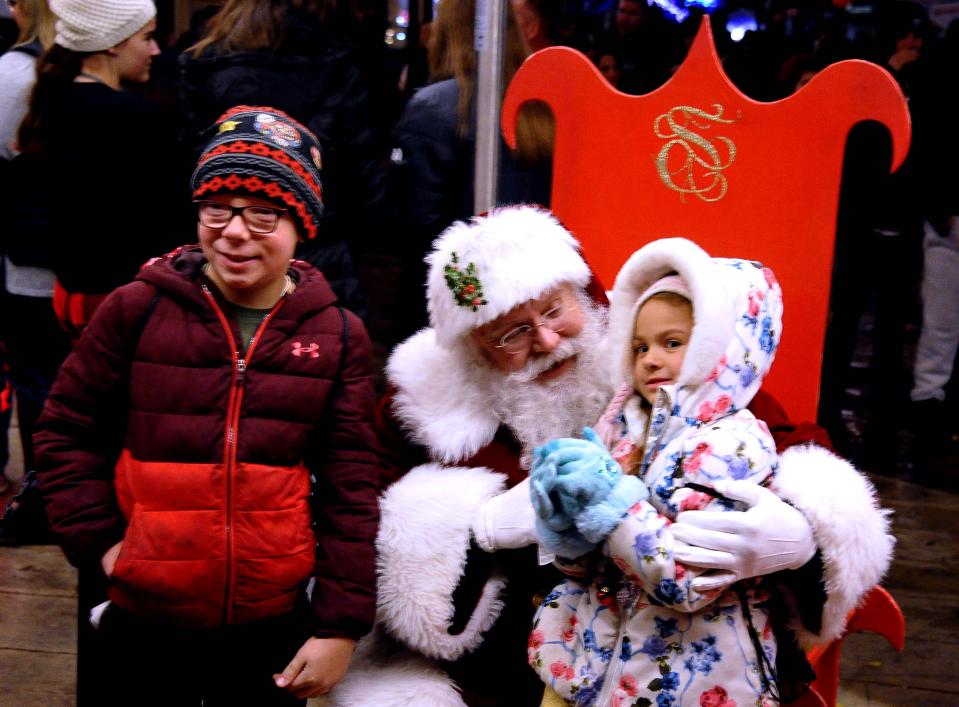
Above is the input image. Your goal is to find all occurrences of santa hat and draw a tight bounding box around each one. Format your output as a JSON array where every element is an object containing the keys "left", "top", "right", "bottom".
[{"left": 426, "top": 206, "right": 592, "bottom": 349}]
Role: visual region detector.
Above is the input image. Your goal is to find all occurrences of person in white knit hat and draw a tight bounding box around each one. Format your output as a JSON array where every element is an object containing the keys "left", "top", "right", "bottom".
[
  {"left": 49, "top": 0, "right": 158, "bottom": 80},
  {"left": 324, "top": 205, "right": 893, "bottom": 707},
  {"left": 9, "top": 2, "right": 183, "bottom": 704},
  {"left": 15, "top": 0, "right": 184, "bottom": 339}
]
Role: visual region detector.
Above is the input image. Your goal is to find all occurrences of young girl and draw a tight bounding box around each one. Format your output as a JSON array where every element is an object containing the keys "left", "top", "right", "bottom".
[
  {"left": 34, "top": 106, "right": 380, "bottom": 705},
  {"left": 528, "top": 237, "right": 792, "bottom": 706}
]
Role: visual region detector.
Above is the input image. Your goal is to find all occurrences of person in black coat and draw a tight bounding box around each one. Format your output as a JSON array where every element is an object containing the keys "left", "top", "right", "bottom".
[{"left": 178, "top": 0, "right": 386, "bottom": 319}]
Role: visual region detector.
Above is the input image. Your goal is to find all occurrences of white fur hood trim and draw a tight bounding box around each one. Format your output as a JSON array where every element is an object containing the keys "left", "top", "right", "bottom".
[
  {"left": 387, "top": 329, "right": 501, "bottom": 464},
  {"left": 376, "top": 463, "right": 508, "bottom": 660},
  {"left": 607, "top": 237, "right": 741, "bottom": 390},
  {"left": 772, "top": 444, "right": 894, "bottom": 646}
]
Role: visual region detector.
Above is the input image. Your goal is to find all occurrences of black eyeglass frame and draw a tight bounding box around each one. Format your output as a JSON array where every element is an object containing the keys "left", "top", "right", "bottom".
[{"left": 193, "top": 200, "right": 289, "bottom": 235}]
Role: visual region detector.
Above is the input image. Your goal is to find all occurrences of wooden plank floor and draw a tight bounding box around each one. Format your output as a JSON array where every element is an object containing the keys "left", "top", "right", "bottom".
[{"left": 1, "top": 419, "right": 957, "bottom": 706}]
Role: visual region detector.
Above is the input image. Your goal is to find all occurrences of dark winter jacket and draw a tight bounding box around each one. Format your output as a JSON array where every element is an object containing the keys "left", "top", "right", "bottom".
[
  {"left": 8, "top": 83, "right": 188, "bottom": 287},
  {"left": 389, "top": 78, "right": 552, "bottom": 250},
  {"left": 35, "top": 247, "right": 380, "bottom": 637},
  {"left": 178, "top": 19, "right": 385, "bottom": 315}
]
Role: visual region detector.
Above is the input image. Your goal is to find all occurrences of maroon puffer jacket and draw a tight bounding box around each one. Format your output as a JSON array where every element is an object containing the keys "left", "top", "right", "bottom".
[{"left": 34, "top": 247, "right": 379, "bottom": 638}]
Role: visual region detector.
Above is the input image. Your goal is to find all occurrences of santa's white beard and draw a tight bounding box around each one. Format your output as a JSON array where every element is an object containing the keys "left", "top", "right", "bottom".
[{"left": 472, "top": 302, "right": 613, "bottom": 469}]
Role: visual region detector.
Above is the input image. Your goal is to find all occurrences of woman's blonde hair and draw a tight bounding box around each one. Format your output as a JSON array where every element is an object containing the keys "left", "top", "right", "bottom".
[
  {"left": 14, "top": 0, "right": 57, "bottom": 49},
  {"left": 189, "top": 0, "right": 332, "bottom": 56},
  {"left": 428, "top": 0, "right": 553, "bottom": 165}
]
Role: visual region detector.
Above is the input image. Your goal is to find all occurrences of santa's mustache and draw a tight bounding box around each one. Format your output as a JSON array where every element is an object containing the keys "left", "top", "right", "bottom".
[{"left": 506, "top": 338, "right": 580, "bottom": 384}]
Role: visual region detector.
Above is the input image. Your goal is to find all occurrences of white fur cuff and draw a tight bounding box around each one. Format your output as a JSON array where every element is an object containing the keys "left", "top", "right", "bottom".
[
  {"left": 772, "top": 444, "right": 894, "bottom": 645},
  {"left": 316, "top": 633, "right": 466, "bottom": 707},
  {"left": 376, "top": 464, "right": 509, "bottom": 660}
]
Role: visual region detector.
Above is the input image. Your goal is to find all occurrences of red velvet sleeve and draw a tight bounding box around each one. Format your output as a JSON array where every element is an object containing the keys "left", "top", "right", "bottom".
[
  {"left": 375, "top": 388, "right": 526, "bottom": 488},
  {"left": 748, "top": 389, "right": 834, "bottom": 453},
  {"left": 374, "top": 388, "right": 431, "bottom": 489}
]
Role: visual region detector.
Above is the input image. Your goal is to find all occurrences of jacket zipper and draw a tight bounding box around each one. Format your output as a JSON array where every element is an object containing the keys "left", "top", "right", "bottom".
[
  {"left": 639, "top": 389, "right": 673, "bottom": 477},
  {"left": 201, "top": 284, "right": 287, "bottom": 623},
  {"left": 596, "top": 582, "right": 638, "bottom": 705}
]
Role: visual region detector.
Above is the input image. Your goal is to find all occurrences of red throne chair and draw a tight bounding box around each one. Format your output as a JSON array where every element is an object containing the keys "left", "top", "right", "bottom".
[{"left": 502, "top": 18, "right": 907, "bottom": 705}]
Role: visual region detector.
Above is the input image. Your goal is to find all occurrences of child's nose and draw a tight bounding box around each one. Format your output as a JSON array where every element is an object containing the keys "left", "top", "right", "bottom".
[{"left": 221, "top": 213, "right": 251, "bottom": 240}]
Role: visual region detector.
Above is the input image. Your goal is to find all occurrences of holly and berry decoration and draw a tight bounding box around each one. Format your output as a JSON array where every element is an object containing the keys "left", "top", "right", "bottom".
[{"left": 444, "top": 252, "right": 487, "bottom": 311}]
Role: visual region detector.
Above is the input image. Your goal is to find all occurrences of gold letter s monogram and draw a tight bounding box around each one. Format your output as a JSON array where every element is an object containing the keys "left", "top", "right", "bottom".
[{"left": 654, "top": 104, "right": 738, "bottom": 203}]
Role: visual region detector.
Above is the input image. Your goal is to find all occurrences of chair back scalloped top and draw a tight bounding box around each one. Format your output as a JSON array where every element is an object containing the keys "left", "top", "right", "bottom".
[{"left": 502, "top": 17, "right": 910, "bottom": 422}]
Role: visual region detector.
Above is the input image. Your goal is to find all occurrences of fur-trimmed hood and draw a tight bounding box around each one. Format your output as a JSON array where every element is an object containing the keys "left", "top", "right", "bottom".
[{"left": 606, "top": 238, "right": 783, "bottom": 443}]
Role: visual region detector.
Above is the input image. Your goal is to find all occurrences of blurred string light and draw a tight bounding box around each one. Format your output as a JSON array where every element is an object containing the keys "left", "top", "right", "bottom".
[
  {"left": 650, "top": 0, "right": 691, "bottom": 22},
  {"left": 650, "top": 0, "right": 722, "bottom": 24},
  {"left": 384, "top": 0, "right": 441, "bottom": 47},
  {"left": 726, "top": 7, "right": 758, "bottom": 41}
]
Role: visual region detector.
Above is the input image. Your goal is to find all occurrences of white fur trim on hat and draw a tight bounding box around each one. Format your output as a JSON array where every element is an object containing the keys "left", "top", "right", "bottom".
[
  {"left": 51, "top": 0, "right": 156, "bottom": 52},
  {"left": 426, "top": 206, "right": 591, "bottom": 349}
]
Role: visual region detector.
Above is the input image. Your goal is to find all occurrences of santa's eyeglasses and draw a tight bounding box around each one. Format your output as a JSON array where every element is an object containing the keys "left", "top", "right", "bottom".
[{"left": 492, "top": 298, "right": 579, "bottom": 355}]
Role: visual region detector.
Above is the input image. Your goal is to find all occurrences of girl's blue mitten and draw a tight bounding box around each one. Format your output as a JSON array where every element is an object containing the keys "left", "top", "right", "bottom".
[
  {"left": 575, "top": 475, "right": 649, "bottom": 544},
  {"left": 530, "top": 445, "right": 596, "bottom": 559},
  {"left": 530, "top": 444, "right": 574, "bottom": 531},
  {"left": 536, "top": 523, "right": 599, "bottom": 560},
  {"left": 545, "top": 427, "right": 624, "bottom": 515}
]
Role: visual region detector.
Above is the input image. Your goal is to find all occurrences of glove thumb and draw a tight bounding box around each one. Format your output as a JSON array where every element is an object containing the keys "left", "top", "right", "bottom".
[
  {"left": 712, "top": 478, "right": 767, "bottom": 508},
  {"left": 581, "top": 426, "right": 605, "bottom": 448},
  {"left": 690, "top": 571, "right": 738, "bottom": 593},
  {"left": 530, "top": 476, "right": 555, "bottom": 520}
]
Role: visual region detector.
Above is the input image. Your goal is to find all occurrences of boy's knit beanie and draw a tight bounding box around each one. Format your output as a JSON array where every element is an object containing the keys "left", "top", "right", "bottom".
[
  {"left": 50, "top": 0, "right": 156, "bottom": 52},
  {"left": 190, "top": 106, "right": 325, "bottom": 241}
]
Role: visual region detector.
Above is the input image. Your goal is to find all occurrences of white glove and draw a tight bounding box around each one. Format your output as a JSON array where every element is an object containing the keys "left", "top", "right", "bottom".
[
  {"left": 471, "top": 477, "right": 538, "bottom": 553},
  {"left": 671, "top": 479, "right": 816, "bottom": 592}
]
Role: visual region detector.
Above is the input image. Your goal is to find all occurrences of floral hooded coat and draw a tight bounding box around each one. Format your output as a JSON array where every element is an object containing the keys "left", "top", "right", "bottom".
[{"left": 529, "top": 238, "right": 784, "bottom": 707}]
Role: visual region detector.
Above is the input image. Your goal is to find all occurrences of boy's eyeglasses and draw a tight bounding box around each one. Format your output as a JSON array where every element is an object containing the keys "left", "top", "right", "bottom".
[
  {"left": 493, "top": 301, "right": 578, "bottom": 354},
  {"left": 194, "top": 201, "right": 287, "bottom": 235}
]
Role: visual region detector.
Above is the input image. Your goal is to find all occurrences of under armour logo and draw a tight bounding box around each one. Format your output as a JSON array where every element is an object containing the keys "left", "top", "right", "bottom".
[{"left": 292, "top": 342, "right": 320, "bottom": 358}]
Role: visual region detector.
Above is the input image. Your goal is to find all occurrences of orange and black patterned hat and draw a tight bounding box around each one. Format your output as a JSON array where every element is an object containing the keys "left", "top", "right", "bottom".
[{"left": 191, "top": 106, "right": 324, "bottom": 240}]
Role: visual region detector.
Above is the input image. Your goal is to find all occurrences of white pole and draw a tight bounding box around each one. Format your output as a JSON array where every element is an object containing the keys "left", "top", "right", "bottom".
[{"left": 473, "top": 0, "right": 506, "bottom": 214}]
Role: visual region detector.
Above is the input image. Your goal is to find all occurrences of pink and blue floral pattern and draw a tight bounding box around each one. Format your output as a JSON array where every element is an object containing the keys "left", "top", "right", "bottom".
[{"left": 529, "top": 257, "right": 783, "bottom": 705}]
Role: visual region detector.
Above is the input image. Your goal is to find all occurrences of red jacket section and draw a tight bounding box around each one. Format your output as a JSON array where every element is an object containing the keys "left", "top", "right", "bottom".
[{"left": 35, "top": 247, "right": 379, "bottom": 637}]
